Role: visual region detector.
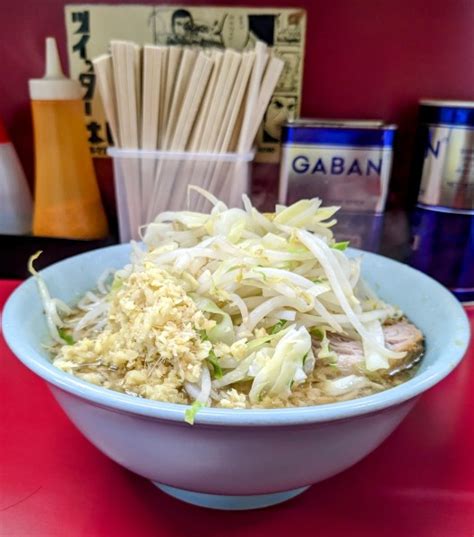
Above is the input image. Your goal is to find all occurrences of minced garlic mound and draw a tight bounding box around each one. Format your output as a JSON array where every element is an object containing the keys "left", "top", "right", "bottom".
[{"left": 53, "top": 267, "right": 215, "bottom": 403}]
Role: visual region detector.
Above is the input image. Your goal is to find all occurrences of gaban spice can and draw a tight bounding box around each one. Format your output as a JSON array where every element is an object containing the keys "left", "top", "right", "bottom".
[
  {"left": 409, "top": 100, "right": 474, "bottom": 303},
  {"left": 414, "top": 100, "right": 474, "bottom": 210},
  {"left": 279, "top": 120, "right": 396, "bottom": 251},
  {"left": 279, "top": 119, "right": 396, "bottom": 212}
]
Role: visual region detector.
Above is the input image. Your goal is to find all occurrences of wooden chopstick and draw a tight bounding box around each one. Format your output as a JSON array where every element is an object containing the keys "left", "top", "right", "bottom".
[
  {"left": 189, "top": 50, "right": 223, "bottom": 152},
  {"left": 161, "top": 46, "right": 182, "bottom": 142},
  {"left": 247, "top": 56, "right": 285, "bottom": 150},
  {"left": 162, "top": 48, "right": 198, "bottom": 149},
  {"left": 171, "top": 52, "right": 213, "bottom": 151},
  {"left": 92, "top": 54, "right": 120, "bottom": 147},
  {"left": 216, "top": 51, "right": 255, "bottom": 153},
  {"left": 237, "top": 41, "right": 268, "bottom": 154}
]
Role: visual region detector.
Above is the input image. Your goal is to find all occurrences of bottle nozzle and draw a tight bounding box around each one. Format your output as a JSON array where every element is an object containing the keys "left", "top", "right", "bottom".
[
  {"left": 45, "top": 37, "right": 65, "bottom": 79},
  {"left": 29, "top": 36, "right": 82, "bottom": 100}
]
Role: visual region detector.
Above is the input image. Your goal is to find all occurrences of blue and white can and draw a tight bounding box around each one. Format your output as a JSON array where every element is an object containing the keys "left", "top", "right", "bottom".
[
  {"left": 414, "top": 100, "right": 474, "bottom": 211},
  {"left": 279, "top": 119, "right": 396, "bottom": 213},
  {"left": 409, "top": 100, "right": 474, "bottom": 303}
]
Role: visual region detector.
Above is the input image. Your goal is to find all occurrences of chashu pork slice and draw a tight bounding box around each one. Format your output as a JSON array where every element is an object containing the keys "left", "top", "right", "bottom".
[{"left": 313, "top": 319, "right": 424, "bottom": 375}]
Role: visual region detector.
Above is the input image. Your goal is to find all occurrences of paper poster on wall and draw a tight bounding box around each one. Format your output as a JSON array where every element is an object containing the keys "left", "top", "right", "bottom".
[{"left": 64, "top": 5, "right": 306, "bottom": 163}]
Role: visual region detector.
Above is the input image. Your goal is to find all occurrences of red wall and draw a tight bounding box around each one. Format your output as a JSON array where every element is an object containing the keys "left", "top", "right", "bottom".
[{"left": 2, "top": 0, "right": 474, "bottom": 210}]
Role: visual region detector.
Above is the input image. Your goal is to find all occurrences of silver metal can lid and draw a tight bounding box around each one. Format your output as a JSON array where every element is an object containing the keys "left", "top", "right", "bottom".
[
  {"left": 285, "top": 118, "right": 397, "bottom": 130},
  {"left": 419, "top": 99, "right": 474, "bottom": 108}
]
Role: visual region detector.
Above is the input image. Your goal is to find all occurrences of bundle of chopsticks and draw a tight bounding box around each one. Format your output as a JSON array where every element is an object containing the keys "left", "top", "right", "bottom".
[{"left": 93, "top": 40, "right": 283, "bottom": 241}]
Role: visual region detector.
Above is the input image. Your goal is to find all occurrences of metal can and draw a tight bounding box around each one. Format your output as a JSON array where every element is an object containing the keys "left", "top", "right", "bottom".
[
  {"left": 414, "top": 100, "right": 474, "bottom": 210},
  {"left": 409, "top": 206, "right": 474, "bottom": 303},
  {"left": 279, "top": 119, "right": 396, "bottom": 251},
  {"left": 279, "top": 119, "right": 396, "bottom": 212},
  {"left": 409, "top": 100, "right": 474, "bottom": 303}
]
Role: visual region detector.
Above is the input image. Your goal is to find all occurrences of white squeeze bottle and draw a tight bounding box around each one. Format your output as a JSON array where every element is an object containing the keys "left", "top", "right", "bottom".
[{"left": 0, "top": 117, "right": 33, "bottom": 235}]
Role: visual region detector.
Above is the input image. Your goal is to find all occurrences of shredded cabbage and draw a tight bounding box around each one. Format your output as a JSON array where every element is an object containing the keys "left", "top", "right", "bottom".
[
  {"left": 191, "top": 295, "right": 235, "bottom": 345},
  {"left": 324, "top": 375, "right": 370, "bottom": 396},
  {"left": 28, "top": 252, "right": 71, "bottom": 344},
  {"left": 184, "top": 401, "right": 204, "bottom": 425},
  {"left": 249, "top": 325, "right": 311, "bottom": 403}
]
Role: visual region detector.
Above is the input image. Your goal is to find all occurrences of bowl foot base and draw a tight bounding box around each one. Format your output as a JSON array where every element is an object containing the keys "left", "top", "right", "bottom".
[{"left": 152, "top": 482, "right": 310, "bottom": 510}]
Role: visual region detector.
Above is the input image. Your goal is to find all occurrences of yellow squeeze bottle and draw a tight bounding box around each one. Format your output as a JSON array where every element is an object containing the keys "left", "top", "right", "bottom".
[{"left": 30, "top": 37, "right": 108, "bottom": 239}]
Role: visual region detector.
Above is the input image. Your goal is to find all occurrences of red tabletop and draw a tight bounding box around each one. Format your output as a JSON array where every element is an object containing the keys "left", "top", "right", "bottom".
[{"left": 1, "top": 279, "right": 473, "bottom": 537}]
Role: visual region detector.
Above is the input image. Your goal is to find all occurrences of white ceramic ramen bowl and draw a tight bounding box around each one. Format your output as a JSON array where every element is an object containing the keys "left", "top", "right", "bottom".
[{"left": 2, "top": 244, "right": 470, "bottom": 510}]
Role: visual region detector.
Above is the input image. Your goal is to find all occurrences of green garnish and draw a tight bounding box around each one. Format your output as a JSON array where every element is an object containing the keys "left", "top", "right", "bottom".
[
  {"left": 332, "top": 241, "right": 350, "bottom": 251},
  {"left": 270, "top": 319, "right": 287, "bottom": 334},
  {"left": 199, "top": 329, "right": 209, "bottom": 341},
  {"left": 310, "top": 327, "right": 324, "bottom": 340},
  {"left": 58, "top": 328, "right": 75, "bottom": 345},
  {"left": 185, "top": 401, "right": 204, "bottom": 425},
  {"left": 207, "top": 350, "right": 223, "bottom": 379}
]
